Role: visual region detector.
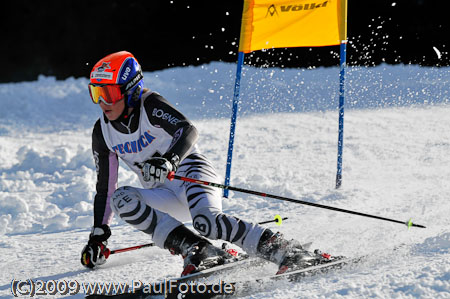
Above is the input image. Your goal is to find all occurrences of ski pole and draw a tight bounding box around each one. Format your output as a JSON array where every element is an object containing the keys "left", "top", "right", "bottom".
[
  {"left": 168, "top": 173, "right": 426, "bottom": 229},
  {"left": 258, "top": 215, "right": 287, "bottom": 225},
  {"left": 110, "top": 216, "right": 289, "bottom": 255},
  {"left": 110, "top": 243, "right": 155, "bottom": 255}
]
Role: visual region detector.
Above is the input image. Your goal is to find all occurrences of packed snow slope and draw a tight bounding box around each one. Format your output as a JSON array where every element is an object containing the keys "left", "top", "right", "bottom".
[{"left": 0, "top": 63, "right": 449, "bottom": 298}]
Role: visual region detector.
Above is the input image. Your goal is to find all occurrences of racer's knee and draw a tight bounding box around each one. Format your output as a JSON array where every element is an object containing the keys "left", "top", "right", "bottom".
[
  {"left": 191, "top": 207, "right": 221, "bottom": 239},
  {"left": 192, "top": 207, "right": 264, "bottom": 253},
  {"left": 110, "top": 186, "right": 143, "bottom": 217}
]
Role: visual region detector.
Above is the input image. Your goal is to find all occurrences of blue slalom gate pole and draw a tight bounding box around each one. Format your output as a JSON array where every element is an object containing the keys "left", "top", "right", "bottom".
[
  {"left": 224, "top": 51, "right": 245, "bottom": 198},
  {"left": 336, "top": 40, "right": 347, "bottom": 188}
]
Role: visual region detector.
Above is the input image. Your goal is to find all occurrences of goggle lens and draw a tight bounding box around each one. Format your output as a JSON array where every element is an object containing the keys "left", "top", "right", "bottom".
[{"left": 88, "top": 84, "right": 123, "bottom": 105}]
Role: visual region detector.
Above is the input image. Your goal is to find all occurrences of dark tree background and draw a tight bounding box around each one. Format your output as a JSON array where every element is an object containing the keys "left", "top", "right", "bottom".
[{"left": 2, "top": 0, "right": 448, "bottom": 83}]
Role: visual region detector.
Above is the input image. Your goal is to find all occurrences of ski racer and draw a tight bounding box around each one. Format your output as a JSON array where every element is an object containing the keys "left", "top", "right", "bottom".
[{"left": 81, "top": 51, "right": 327, "bottom": 275}]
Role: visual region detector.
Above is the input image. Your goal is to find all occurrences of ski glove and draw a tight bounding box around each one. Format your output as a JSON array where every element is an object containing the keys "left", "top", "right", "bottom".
[
  {"left": 142, "top": 153, "right": 180, "bottom": 183},
  {"left": 81, "top": 224, "right": 111, "bottom": 269}
]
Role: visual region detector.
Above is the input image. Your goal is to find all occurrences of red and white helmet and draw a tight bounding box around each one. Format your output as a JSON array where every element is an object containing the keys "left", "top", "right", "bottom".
[{"left": 89, "top": 51, "right": 144, "bottom": 107}]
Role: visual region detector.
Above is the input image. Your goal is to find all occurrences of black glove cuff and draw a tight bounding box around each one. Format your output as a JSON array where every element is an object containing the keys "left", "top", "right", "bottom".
[
  {"left": 89, "top": 224, "right": 111, "bottom": 243},
  {"left": 162, "top": 152, "right": 180, "bottom": 172}
]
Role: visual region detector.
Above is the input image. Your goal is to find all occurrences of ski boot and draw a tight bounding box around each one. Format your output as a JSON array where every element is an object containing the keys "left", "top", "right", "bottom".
[
  {"left": 164, "top": 225, "right": 238, "bottom": 276},
  {"left": 257, "top": 230, "right": 333, "bottom": 274}
]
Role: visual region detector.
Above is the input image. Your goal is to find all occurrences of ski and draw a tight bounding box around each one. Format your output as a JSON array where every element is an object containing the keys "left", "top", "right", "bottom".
[
  {"left": 230, "top": 255, "right": 364, "bottom": 297},
  {"left": 84, "top": 256, "right": 260, "bottom": 299},
  {"left": 172, "top": 257, "right": 260, "bottom": 283},
  {"left": 85, "top": 242, "right": 334, "bottom": 299},
  {"left": 85, "top": 255, "right": 362, "bottom": 299},
  {"left": 255, "top": 255, "right": 362, "bottom": 282}
]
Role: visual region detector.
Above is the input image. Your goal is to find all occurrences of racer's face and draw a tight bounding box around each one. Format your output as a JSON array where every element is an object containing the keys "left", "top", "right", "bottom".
[{"left": 99, "top": 98, "right": 125, "bottom": 121}]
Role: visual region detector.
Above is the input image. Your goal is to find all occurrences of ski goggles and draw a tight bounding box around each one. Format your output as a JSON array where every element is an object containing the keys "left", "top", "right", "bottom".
[
  {"left": 89, "top": 70, "right": 143, "bottom": 105},
  {"left": 88, "top": 83, "right": 124, "bottom": 105}
]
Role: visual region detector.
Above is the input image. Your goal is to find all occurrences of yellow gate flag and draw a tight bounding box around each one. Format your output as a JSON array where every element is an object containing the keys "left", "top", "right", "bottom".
[{"left": 239, "top": 0, "right": 347, "bottom": 53}]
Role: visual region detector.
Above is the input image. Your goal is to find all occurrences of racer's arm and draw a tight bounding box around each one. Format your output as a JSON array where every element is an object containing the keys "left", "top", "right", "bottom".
[
  {"left": 143, "top": 92, "right": 198, "bottom": 160},
  {"left": 92, "top": 119, "right": 118, "bottom": 226}
]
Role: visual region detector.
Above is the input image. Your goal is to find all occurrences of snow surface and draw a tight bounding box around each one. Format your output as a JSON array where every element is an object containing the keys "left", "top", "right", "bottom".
[{"left": 0, "top": 62, "right": 449, "bottom": 298}]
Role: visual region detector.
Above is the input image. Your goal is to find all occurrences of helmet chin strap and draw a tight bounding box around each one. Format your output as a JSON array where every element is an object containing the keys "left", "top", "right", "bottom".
[
  {"left": 116, "top": 84, "right": 141, "bottom": 122},
  {"left": 114, "top": 100, "right": 136, "bottom": 134},
  {"left": 117, "top": 99, "right": 132, "bottom": 121}
]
